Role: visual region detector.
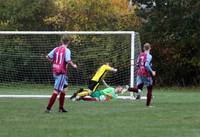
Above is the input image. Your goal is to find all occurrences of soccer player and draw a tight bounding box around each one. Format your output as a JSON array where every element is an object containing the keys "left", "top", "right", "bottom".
[
  {"left": 129, "top": 43, "right": 156, "bottom": 106},
  {"left": 70, "top": 63, "right": 117, "bottom": 100},
  {"left": 81, "top": 86, "right": 124, "bottom": 102},
  {"left": 45, "top": 37, "right": 77, "bottom": 113}
]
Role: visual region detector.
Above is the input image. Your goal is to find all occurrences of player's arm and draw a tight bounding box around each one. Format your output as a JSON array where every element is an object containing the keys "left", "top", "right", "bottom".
[
  {"left": 104, "top": 65, "right": 117, "bottom": 72},
  {"left": 68, "top": 60, "right": 77, "bottom": 68},
  {"left": 46, "top": 56, "right": 52, "bottom": 62},
  {"left": 102, "top": 80, "right": 110, "bottom": 88},
  {"left": 110, "top": 68, "right": 117, "bottom": 72},
  {"left": 46, "top": 48, "right": 56, "bottom": 62},
  {"left": 145, "top": 55, "right": 156, "bottom": 76},
  {"left": 136, "top": 55, "right": 140, "bottom": 68},
  {"left": 65, "top": 49, "right": 77, "bottom": 69}
]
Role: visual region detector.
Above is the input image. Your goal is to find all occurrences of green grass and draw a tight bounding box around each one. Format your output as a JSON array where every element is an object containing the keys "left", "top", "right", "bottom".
[
  {"left": 0, "top": 86, "right": 200, "bottom": 137},
  {"left": 0, "top": 84, "right": 82, "bottom": 95}
]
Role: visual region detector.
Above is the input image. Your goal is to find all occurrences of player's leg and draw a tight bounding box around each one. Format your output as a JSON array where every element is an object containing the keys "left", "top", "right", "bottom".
[
  {"left": 88, "top": 80, "right": 100, "bottom": 92},
  {"left": 80, "top": 80, "right": 100, "bottom": 96},
  {"left": 136, "top": 83, "right": 144, "bottom": 99},
  {"left": 75, "top": 80, "right": 99, "bottom": 99},
  {"left": 81, "top": 97, "right": 98, "bottom": 101},
  {"left": 46, "top": 74, "right": 62, "bottom": 112},
  {"left": 146, "top": 77, "right": 153, "bottom": 106},
  {"left": 70, "top": 88, "right": 84, "bottom": 100},
  {"left": 71, "top": 80, "right": 99, "bottom": 101},
  {"left": 146, "top": 85, "right": 153, "bottom": 106},
  {"left": 59, "top": 75, "right": 68, "bottom": 112},
  {"left": 128, "top": 76, "right": 144, "bottom": 93},
  {"left": 128, "top": 87, "right": 138, "bottom": 92},
  {"left": 46, "top": 90, "right": 59, "bottom": 112},
  {"left": 76, "top": 88, "right": 91, "bottom": 99},
  {"left": 134, "top": 76, "right": 144, "bottom": 99},
  {"left": 77, "top": 80, "right": 100, "bottom": 97}
]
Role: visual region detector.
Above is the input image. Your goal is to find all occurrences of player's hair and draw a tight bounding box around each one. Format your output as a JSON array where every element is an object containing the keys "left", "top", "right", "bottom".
[
  {"left": 62, "top": 37, "right": 70, "bottom": 45},
  {"left": 105, "top": 62, "right": 110, "bottom": 66},
  {"left": 143, "top": 43, "right": 151, "bottom": 51},
  {"left": 116, "top": 85, "right": 122, "bottom": 88},
  {"left": 115, "top": 85, "right": 123, "bottom": 93}
]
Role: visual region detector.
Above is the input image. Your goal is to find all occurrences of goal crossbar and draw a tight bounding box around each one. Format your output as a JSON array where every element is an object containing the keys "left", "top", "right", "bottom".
[{"left": 0, "top": 31, "right": 135, "bottom": 35}]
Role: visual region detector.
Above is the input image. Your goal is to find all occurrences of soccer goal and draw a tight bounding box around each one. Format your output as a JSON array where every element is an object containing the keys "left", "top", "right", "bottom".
[{"left": 0, "top": 31, "right": 141, "bottom": 99}]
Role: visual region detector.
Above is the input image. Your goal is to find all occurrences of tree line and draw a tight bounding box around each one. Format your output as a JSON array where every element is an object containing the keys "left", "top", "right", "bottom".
[{"left": 0, "top": 0, "right": 200, "bottom": 86}]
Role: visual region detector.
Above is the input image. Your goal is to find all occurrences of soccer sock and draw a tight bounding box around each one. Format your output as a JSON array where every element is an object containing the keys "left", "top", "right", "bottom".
[
  {"left": 82, "top": 97, "right": 98, "bottom": 101},
  {"left": 146, "top": 86, "right": 153, "bottom": 106},
  {"left": 59, "top": 92, "right": 65, "bottom": 109},
  {"left": 128, "top": 87, "right": 138, "bottom": 93},
  {"left": 137, "top": 83, "right": 144, "bottom": 91},
  {"left": 128, "top": 84, "right": 143, "bottom": 93},
  {"left": 47, "top": 91, "right": 58, "bottom": 110}
]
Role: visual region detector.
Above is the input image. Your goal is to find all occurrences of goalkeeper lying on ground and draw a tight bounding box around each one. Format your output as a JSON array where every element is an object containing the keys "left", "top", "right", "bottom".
[{"left": 80, "top": 86, "right": 124, "bottom": 102}]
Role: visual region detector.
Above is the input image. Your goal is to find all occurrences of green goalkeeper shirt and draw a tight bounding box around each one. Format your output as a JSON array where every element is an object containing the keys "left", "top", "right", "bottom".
[{"left": 91, "top": 87, "right": 117, "bottom": 99}]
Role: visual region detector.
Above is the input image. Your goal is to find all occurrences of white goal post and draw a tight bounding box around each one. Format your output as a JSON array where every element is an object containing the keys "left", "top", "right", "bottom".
[{"left": 0, "top": 31, "right": 141, "bottom": 96}]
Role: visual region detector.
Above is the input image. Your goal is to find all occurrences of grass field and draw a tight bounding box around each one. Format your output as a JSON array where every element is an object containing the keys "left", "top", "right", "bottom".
[{"left": 0, "top": 86, "right": 200, "bottom": 137}]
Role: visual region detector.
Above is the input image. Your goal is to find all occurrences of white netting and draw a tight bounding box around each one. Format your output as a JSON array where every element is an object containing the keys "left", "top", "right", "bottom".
[{"left": 0, "top": 32, "right": 141, "bottom": 90}]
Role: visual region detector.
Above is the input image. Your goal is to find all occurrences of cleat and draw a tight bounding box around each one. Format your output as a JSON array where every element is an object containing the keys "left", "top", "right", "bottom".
[
  {"left": 75, "top": 95, "right": 80, "bottom": 100},
  {"left": 71, "top": 98, "right": 76, "bottom": 102},
  {"left": 59, "top": 108, "right": 68, "bottom": 113},
  {"left": 146, "top": 105, "right": 155, "bottom": 108},
  {"left": 45, "top": 108, "right": 51, "bottom": 113},
  {"left": 77, "top": 96, "right": 83, "bottom": 101},
  {"left": 70, "top": 92, "right": 77, "bottom": 100},
  {"left": 70, "top": 88, "right": 83, "bottom": 100},
  {"left": 135, "top": 94, "right": 141, "bottom": 100},
  {"left": 135, "top": 89, "right": 142, "bottom": 100},
  {"left": 71, "top": 95, "right": 81, "bottom": 101}
]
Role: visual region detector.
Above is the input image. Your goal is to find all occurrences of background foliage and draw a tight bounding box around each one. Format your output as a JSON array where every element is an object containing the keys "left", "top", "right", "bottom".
[
  {"left": 134, "top": 0, "right": 200, "bottom": 86},
  {"left": 0, "top": 0, "right": 200, "bottom": 86}
]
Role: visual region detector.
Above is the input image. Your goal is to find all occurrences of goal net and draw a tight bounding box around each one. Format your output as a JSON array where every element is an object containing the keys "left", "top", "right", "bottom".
[{"left": 0, "top": 31, "right": 141, "bottom": 94}]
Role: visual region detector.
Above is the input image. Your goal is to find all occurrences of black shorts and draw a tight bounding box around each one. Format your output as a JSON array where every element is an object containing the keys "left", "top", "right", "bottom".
[{"left": 88, "top": 80, "right": 100, "bottom": 92}]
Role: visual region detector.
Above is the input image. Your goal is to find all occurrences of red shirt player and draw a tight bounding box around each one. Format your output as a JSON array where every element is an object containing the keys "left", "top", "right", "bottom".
[
  {"left": 129, "top": 43, "right": 156, "bottom": 106},
  {"left": 45, "top": 38, "right": 77, "bottom": 113}
]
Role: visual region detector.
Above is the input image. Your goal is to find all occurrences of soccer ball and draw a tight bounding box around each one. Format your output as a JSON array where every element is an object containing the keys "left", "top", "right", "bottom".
[{"left": 99, "top": 95, "right": 106, "bottom": 101}]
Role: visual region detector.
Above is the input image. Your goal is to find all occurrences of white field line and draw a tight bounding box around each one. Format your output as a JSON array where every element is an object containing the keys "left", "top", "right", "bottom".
[{"left": 0, "top": 95, "right": 146, "bottom": 100}]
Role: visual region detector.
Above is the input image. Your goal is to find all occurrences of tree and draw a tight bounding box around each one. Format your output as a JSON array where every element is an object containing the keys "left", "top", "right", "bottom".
[
  {"left": 44, "top": 0, "right": 141, "bottom": 31},
  {"left": 134, "top": 0, "right": 200, "bottom": 86},
  {"left": 0, "top": 0, "right": 53, "bottom": 30}
]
